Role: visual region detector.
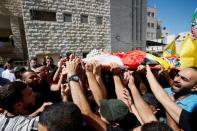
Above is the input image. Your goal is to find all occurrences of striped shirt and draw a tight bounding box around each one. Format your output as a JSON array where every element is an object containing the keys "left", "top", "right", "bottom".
[{"left": 0, "top": 113, "right": 39, "bottom": 131}]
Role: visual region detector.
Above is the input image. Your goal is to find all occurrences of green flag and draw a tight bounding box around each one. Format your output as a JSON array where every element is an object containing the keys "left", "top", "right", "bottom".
[{"left": 191, "top": 8, "right": 197, "bottom": 39}]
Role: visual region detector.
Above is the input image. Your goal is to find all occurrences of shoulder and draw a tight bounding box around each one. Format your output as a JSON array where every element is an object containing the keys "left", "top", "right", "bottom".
[{"left": 0, "top": 115, "right": 39, "bottom": 131}]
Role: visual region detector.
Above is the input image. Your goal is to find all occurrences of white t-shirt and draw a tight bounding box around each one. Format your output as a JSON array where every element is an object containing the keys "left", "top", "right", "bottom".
[{"left": 2, "top": 69, "right": 16, "bottom": 82}]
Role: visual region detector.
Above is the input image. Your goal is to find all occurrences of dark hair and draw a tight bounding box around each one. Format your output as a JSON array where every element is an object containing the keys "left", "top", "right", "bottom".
[
  {"left": 46, "top": 56, "right": 53, "bottom": 61},
  {"left": 39, "top": 102, "right": 83, "bottom": 131},
  {"left": 30, "top": 57, "right": 37, "bottom": 61},
  {"left": 6, "top": 58, "right": 14, "bottom": 64},
  {"left": 13, "top": 66, "right": 26, "bottom": 79},
  {"left": 22, "top": 70, "right": 35, "bottom": 80},
  {"left": 141, "top": 121, "right": 172, "bottom": 131},
  {"left": 0, "top": 81, "right": 27, "bottom": 112}
]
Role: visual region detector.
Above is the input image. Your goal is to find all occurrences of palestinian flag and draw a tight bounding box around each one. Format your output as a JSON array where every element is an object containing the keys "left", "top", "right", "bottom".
[{"left": 84, "top": 49, "right": 171, "bottom": 70}]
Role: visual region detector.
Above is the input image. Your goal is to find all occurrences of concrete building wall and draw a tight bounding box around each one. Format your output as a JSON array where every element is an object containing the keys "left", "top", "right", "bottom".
[
  {"left": 0, "top": 0, "right": 26, "bottom": 59},
  {"left": 22, "top": 0, "right": 111, "bottom": 58},
  {"left": 147, "top": 7, "right": 157, "bottom": 41},
  {"left": 111, "top": 0, "right": 147, "bottom": 52}
]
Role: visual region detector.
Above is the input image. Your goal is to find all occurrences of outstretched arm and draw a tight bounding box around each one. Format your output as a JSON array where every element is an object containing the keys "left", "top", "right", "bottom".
[
  {"left": 67, "top": 59, "right": 106, "bottom": 131},
  {"left": 86, "top": 62, "right": 106, "bottom": 106},
  {"left": 146, "top": 65, "right": 182, "bottom": 123},
  {"left": 128, "top": 73, "right": 157, "bottom": 123}
]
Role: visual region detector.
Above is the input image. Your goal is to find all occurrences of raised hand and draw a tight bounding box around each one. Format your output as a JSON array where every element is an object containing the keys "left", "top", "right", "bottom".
[
  {"left": 85, "top": 62, "right": 94, "bottom": 73},
  {"left": 66, "top": 59, "right": 79, "bottom": 77},
  {"left": 61, "top": 83, "right": 71, "bottom": 102},
  {"left": 93, "top": 61, "right": 101, "bottom": 76},
  {"left": 137, "top": 64, "right": 146, "bottom": 72},
  {"left": 110, "top": 63, "right": 121, "bottom": 75}
]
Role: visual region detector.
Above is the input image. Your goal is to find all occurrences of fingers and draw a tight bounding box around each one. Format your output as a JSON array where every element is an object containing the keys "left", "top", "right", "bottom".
[
  {"left": 85, "top": 62, "right": 94, "bottom": 72},
  {"left": 137, "top": 65, "right": 146, "bottom": 71},
  {"left": 61, "top": 83, "right": 71, "bottom": 100}
]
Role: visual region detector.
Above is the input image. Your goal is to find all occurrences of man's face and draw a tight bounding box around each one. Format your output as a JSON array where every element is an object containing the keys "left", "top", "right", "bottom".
[
  {"left": 46, "top": 58, "right": 53, "bottom": 66},
  {"left": 172, "top": 68, "right": 197, "bottom": 93},
  {"left": 23, "top": 72, "right": 39, "bottom": 86},
  {"left": 21, "top": 87, "right": 35, "bottom": 110},
  {"left": 30, "top": 60, "right": 37, "bottom": 67},
  {"left": 35, "top": 67, "right": 49, "bottom": 81}
]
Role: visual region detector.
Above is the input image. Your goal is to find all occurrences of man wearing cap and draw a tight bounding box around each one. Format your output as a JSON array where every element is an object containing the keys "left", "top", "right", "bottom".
[{"left": 100, "top": 99, "right": 138, "bottom": 131}]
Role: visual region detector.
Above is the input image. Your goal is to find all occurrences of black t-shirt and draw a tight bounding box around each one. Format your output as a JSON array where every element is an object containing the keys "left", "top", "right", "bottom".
[{"left": 179, "top": 109, "right": 197, "bottom": 131}]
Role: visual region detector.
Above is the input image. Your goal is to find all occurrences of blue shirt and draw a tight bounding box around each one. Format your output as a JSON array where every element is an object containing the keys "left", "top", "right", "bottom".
[{"left": 165, "top": 87, "right": 197, "bottom": 112}]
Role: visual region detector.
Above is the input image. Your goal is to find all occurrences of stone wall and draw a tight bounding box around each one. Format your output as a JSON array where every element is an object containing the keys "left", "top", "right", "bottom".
[
  {"left": 0, "top": 0, "right": 22, "bottom": 17},
  {"left": 0, "top": 0, "right": 25, "bottom": 59},
  {"left": 22, "top": 0, "right": 111, "bottom": 58}
]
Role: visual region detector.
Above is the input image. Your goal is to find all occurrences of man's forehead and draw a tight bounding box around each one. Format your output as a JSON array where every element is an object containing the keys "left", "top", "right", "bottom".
[
  {"left": 180, "top": 68, "right": 197, "bottom": 80},
  {"left": 23, "top": 71, "right": 36, "bottom": 77},
  {"left": 36, "top": 66, "right": 47, "bottom": 71}
]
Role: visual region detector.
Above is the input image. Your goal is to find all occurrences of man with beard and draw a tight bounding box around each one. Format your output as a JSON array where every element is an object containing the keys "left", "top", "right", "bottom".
[
  {"left": 0, "top": 81, "right": 39, "bottom": 130},
  {"left": 35, "top": 66, "right": 61, "bottom": 103},
  {"left": 22, "top": 70, "right": 51, "bottom": 112},
  {"left": 164, "top": 67, "right": 197, "bottom": 112}
]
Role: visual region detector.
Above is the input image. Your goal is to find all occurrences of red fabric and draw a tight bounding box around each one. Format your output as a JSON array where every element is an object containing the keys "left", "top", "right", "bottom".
[{"left": 112, "top": 50, "right": 146, "bottom": 69}]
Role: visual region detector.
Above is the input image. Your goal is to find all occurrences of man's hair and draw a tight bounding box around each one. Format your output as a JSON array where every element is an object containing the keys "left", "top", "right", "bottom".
[
  {"left": 30, "top": 57, "right": 38, "bottom": 61},
  {"left": 0, "top": 81, "right": 27, "bottom": 112},
  {"left": 46, "top": 57, "right": 53, "bottom": 61},
  {"left": 22, "top": 70, "right": 35, "bottom": 80},
  {"left": 141, "top": 121, "right": 172, "bottom": 131},
  {"left": 6, "top": 58, "right": 14, "bottom": 64},
  {"left": 36, "top": 65, "right": 47, "bottom": 71},
  {"left": 39, "top": 102, "right": 83, "bottom": 131},
  {"left": 13, "top": 66, "right": 26, "bottom": 79}
]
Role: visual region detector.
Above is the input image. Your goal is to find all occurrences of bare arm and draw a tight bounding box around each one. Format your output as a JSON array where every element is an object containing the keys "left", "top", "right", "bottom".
[
  {"left": 128, "top": 74, "right": 157, "bottom": 123},
  {"left": 29, "top": 102, "right": 52, "bottom": 117},
  {"left": 51, "top": 67, "right": 68, "bottom": 91},
  {"left": 86, "top": 62, "right": 106, "bottom": 106},
  {"left": 93, "top": 62, "right": 107, "bottom": 99},
  {"left": 166, "top": 112, "right": 182, "bottom": 131},
  {"left": 110, "top": 63, "right": 125, "bottom": 100},
  {"left": 67, "top": 60, "right": 107, "bottom": 131},
  {"left": 53, "top": 58, "right": 67, "bottom": 81},
  {"left": 146, "top": 65, "right": 182, "bottom": 123}
]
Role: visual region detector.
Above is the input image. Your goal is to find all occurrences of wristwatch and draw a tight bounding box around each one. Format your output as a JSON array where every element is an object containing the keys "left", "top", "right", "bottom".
[{"left": 68, "top": 75, "right": 80, "bottom": 82}]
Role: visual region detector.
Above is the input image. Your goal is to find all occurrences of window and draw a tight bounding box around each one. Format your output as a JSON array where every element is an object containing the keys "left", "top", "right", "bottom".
[
  {"left": 151, "top": 23, "right": 154, "bottom": 28},
  {"left": 96, "top": 16, "right": 103, "bottom": 25},
  {"left": 157, "top": 24, "right": 161, "bottom": 29},
  {"left": 148, "top": 22, "right": 151, "bottom": 27},
  {"left": 148, "top": 12, "right": 151, "bottom": 17},
  {"left": 63, "top": 13, "right": 72, "bottom": 22},
  {"left": 30, "top": 9, "right": 56, "bottom": 21},
  {"left": 151, "top": 13, "right": 155, "bottom": 17},
  {"left": 81, "top": 15, "right": 88, "bottom": 23}
]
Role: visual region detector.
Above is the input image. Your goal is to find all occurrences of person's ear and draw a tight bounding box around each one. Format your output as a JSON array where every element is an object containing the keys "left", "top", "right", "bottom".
[
  {"left": 191, "top": 85, "right": 197, "bottom": 92},
  {"left": 13, "top": 101, "right": 23, "bottom": 111}
]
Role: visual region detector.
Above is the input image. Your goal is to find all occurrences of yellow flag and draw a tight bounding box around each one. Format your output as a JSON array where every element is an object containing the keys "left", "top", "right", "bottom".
[
  {"left": 163, "top": 37, "right": 178, "bottom": 57},
  {"left": 146, "top": 53, "right": 171, "bottom": 70},
  {"left": 179, "top": 35, "right": 197, "bottom": 68},
  {"left": 193, "top": 38, "right": 197, "bottom": 67}
]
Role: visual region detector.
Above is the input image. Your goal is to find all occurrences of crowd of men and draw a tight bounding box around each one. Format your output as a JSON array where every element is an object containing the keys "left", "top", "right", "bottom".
[{"left": 0, "top": 54, "right": 197, "bottom": 131}]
